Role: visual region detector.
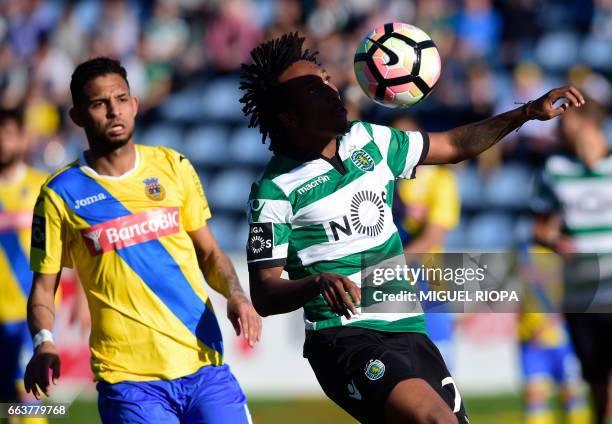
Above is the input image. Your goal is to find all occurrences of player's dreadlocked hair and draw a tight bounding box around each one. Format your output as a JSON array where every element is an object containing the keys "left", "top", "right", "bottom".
[{"left": 239, "top": 32, "right": 318, "bottom": 154}]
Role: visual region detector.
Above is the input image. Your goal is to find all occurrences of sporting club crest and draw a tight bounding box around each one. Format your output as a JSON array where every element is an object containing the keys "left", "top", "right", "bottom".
[
  {"left": 143, "top": 177, "right": 166, "bottom": 201},
  {"left": 350, "top": 149, "right": 375, "bottom": 172},
  {"left": 365, "top": 359, "right": 385, "bottom": 381}
]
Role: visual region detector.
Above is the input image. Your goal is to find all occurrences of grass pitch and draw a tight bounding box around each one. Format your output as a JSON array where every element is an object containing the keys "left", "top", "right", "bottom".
[{"left": 45, "top": 394, "right": 523, "bottom": 423}]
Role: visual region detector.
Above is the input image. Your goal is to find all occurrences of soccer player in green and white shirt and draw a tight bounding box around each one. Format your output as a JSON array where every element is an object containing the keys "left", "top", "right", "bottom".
[
  {"left": 239, "top": 32, "right": 585, "bottom": 424},
  {"left": 532, "top": 98, "right": 612, "bottom": 424}
]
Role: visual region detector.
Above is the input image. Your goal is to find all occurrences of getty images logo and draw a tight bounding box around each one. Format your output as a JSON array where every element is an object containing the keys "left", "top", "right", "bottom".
[{"left": 74, "top": 193, "right": 106, "bottom": 209}]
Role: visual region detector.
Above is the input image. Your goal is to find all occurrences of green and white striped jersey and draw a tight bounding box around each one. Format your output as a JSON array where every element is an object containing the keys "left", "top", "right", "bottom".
[
  {"left": 246, "top": 121, "right": 429, "bottom": 332},
  {"left": 533, "top": 153, "right": 612, "bottom": 310}
]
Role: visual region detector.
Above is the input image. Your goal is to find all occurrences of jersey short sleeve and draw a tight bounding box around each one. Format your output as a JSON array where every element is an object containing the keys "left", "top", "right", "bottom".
[
  {"left": 246, "top": 179, "right": 292, "bottom": 270},
  {"left": 177, "top": 154, "right": 212, "bottom": 232},
  {"left": 531, "top": 168, "right": 560, "bottom": 215},
  {"left": 30, "top": 185, "right": 73, "bottom": 273},
  {"left": 370, "top": 123, "right": 430, "bottom": 179}
]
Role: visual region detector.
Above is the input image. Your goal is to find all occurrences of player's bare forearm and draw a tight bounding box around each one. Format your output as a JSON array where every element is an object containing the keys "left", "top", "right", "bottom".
[
  {"left": 188, "top": 225, "right": 247, "bottom": 300},
  {"left": 428, "top": 106, "right": 527, "bottom": 164},
  {"left": 425, "top": 86, "right": 585, "bottom": 164},
  {"left": 250, "top": 269, "right": 320, "bottom": 316},
  {"left": 201, "top": 249, "right": 246, "bottom": 300},
  {"left": 251, "top": 268, "right": 360, "bottom": 318},
  {"left": 27, "top": 272, "right": 60, "bottom": 336}
]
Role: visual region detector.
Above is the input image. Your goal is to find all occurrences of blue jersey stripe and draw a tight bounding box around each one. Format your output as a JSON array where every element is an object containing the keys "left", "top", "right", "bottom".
[
  {"left": 0, "top": 201, "right": 33, "bottom": 297},
  {"left": 48, "top": 166, "right": 223, "bottom": 355}
]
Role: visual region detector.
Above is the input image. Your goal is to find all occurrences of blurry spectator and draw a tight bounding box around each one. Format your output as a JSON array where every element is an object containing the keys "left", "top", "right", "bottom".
[
  {"left": 51, "top": 3, "right": 87, "bottom": 62},
  {"left": 30, "top": 31, "right": 74, "bottom": 105},
  {"left": 497, "top": 0, "right": 540, "bottom": 67},
  {"left": 5, "top": 0, "right": 57, "bottom": 60},
  {"left": 592, "top": 0, "right": 612, "bottom": 36},
  {"left": 266, "top": 0, "right": 304, "bottom": 38},
  {"left": 91, "top": 0, "right": 139, "bottom": 58},
  {"left": 205, "top": 0, "right": 262, "bottom": 72},
  {"left": 0, "top": 42, "right": 28, "bottom": 109},
  {"left": 455, "top": 0, "right": 501, "bottom": 59},
  {"left": 306, "top": 0, "right": 350, "bottom": 40},
  {"left": 143, "top": 0, "right": 190, "bottom": 63}
]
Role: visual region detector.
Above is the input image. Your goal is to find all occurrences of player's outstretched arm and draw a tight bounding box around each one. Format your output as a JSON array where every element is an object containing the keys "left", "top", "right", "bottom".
[
  {"left": 424, "top": 86, "right": 586, "bottom": 164},
  {"left": 250, "top": 267, "right": 361, "bottom": 319},
  {"left": 25, "top": 272, "right": 62, "bottom": 399},
  {"left": 189, "top": 225, "right": 262, "bottom": 347}
]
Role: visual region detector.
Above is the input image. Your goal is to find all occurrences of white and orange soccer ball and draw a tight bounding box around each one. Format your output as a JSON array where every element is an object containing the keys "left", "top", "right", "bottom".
[{"left": 354, "top": 23, "right": 441, "bottom": 108}]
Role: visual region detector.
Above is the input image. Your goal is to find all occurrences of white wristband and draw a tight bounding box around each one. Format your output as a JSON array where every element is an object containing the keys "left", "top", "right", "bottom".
[{"left": 33, "top": 329, "right": 54, "bottom": 350}]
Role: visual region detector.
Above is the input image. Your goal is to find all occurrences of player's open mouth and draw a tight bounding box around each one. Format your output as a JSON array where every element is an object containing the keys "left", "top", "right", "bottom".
[{"left": 108, "top": 123, "right": 125, "bottom": 136}]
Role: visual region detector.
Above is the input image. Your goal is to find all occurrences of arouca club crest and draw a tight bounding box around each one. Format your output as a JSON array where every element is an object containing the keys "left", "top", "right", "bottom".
[{"left": 143, "top": 177, "right": 166, "bottom": 201}]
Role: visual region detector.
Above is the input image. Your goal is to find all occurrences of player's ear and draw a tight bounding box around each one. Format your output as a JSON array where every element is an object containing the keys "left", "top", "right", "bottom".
[
  {"left": 130, "top": 95, "right": 138, "bottom": 116},
  {"left": 69, "top": 107, "right": 84, "bottom": 128}
]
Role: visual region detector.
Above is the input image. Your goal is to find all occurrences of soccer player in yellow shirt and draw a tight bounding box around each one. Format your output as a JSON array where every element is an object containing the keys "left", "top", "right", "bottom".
[
  {"left": 24, "top": 58, "right": 261, "bottom": 424},
  {"left": 0, "top": 108, "right": 48, "bottom": 424}
]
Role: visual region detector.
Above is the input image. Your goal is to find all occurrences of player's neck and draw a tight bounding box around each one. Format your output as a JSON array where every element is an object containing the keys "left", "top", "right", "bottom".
[
  {"left": 0, "top": 161, "right": 25, "bottom": 183},
  {"left": 84, "top": 142, "right": 137, "bottom": 177},
  {"left": 320, "top": 138, "right": 338, "bottom": 159},
  {"left": 289, "top": 135, "right": 338, "bottom": 160}
]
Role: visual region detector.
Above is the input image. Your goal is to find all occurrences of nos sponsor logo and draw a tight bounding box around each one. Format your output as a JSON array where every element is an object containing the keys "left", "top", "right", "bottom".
[
  {"left": 325, "top": 190, "right": 387, "bottom": 241},
  {"left": 80, "top": 207, "right": 180, "bottom": 255}
]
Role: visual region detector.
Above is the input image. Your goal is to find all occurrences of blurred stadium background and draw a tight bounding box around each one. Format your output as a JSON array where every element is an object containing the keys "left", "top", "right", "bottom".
[{"left": 2, "top": 0, "right": 611, "bottom": 422}]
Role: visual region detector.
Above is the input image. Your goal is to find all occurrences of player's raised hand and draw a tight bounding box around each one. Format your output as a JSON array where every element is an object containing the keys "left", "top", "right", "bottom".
[
  {"left": 24, "top": 341, "right": 60, "bottom": 399},
  {"left": 315, "top": 272, "right": 361, "bottom": 319},
  {"left": 227, "top": 293, "right": 262, "bottom": 348},
  {"left": 526, "top": 86, "right": 586, "bottom": 120}
]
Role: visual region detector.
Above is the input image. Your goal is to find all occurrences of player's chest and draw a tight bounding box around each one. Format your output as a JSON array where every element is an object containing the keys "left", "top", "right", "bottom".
[
  {"left": 63, "top": 171, "right": 184, "bottom": 234},
  {"left": 291, "top": 170, "right": 394, "bottom": 237}
]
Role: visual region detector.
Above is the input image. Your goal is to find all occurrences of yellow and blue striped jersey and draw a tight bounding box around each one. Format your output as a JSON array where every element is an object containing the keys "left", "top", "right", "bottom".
[
  {"left": 30, "top": 144, "right": 223, "bottom": 383},
  {"left": 0, "top": 165, "right": 46, "bottom": 323}
]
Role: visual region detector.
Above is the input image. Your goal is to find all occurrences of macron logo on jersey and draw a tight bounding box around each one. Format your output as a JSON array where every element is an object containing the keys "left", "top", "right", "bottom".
[
  {"left": 81, "top": 207, "right": 180, "bottom": 255},
  {"left": 296, "top": 175, "right": 331, "bottom": 195},
  {"left": 74, "top": 193, "right": 107, "bottom": 209}
]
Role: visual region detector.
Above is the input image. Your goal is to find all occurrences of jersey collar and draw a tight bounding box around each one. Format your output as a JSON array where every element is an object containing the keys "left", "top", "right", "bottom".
[{"left": 79, "top": 145, "right": 141, "bottom": 180}]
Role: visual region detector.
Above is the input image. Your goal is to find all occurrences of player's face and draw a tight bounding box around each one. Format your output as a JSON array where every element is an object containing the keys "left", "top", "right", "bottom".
[
  {"left": 0, "top": 119, "right": 25, "bottom": 167},
  {"left": 73, "top": 73, "right": 138, "bottom": 149},
  {"left": 278, "top": 60, "right": 348, "bottom": 141}
]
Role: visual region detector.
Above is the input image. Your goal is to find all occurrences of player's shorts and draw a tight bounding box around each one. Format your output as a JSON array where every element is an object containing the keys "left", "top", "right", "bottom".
[
  {"left": 97, "top": 364, "right": 252, "bottom": 424},
  {"left": 520, "top": 341, "right": 581, "bottom": 385},
  {"left": 303, "top": 326, "right": 468, "bottom": 424},
  {"left": 565, "top": 313, "right": 612, "bottom": 382},
  {"left": 0, "top": 320, "right": 31, "bottom": 399}
]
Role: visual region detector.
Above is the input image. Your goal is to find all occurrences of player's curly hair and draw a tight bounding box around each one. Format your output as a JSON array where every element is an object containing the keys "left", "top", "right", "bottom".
[{"left": 239, "top": 32, "right": 318, "bottom": 154}]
